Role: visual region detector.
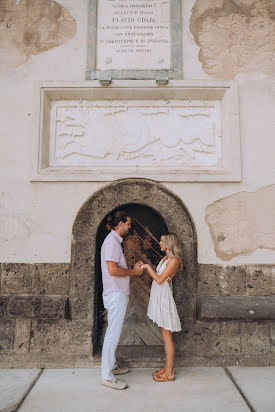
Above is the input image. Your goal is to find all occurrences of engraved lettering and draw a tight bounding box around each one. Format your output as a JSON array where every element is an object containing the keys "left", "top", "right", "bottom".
[{"left": 96, "top": 0, "right": 171, "bottom": 71}]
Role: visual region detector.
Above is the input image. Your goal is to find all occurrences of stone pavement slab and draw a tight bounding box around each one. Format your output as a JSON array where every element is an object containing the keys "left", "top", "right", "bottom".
[
  {"left": 0, "top": 369, "right": 41, "bottom": 412},
  {"left": 18, "top": 367, "right": 249, "bottom": 412},
  {"left": 229, "top": 367, "right": 275, "bottom": 412}
]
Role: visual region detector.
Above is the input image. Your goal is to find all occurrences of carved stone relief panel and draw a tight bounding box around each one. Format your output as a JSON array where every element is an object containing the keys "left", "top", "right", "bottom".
[
  {"left": 49, "top": 100, "right": 221, "bottom": 168},
  {"left": 31, "top": 81, "right": 241, "bottom": 182}
]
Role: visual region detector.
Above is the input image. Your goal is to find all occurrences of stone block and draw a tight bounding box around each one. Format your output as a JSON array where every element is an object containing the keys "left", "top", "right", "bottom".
[
  {"left": 1, "top": 263, "right": 34, "bottom": 294},
  {"left": 240, "top": 322, "right": 271, "bottom": 355},
  {"left": 0, "top": 320, "right": 15, "bottom": 353},
  {"left": 7, "top": 296, "right": 34, "bottom": 318},
  {"left": 175, "top": 289, "right": 196, "bottom": 324},
  {"left": 7, "top": 296, "right": 67, "bottom": 319},
  {"left": 198, "top": 265, "right": 247, "bottom": 296},
  {"left": 38, "top": 296, "right": 68, "bottom": 319},
  {"left": 33, "top": 263, "right": 70, "bottom": 295},
  {"left": 0, "top": 296, "right": 9, "bottom": 317},
  {"left": 177, "top": 321, "right": 241, "bottom": 357},
  {"left": 70, "top": 240, "right": 95, "bottom": 320},
  {"left": 198, "top": 296, "right": 275, "bottom": 320},
  {"left": 14, "top": 319, "right": 31, "bottom": 354},
  {"left": 270, "top": 322, "right": 275, "bottom": 346},
  {"left": 246, "top": 265, "right": 275, "bottom": 295},
  {"left": 29, "top": 320, "right": 92, "bottom": 355}
]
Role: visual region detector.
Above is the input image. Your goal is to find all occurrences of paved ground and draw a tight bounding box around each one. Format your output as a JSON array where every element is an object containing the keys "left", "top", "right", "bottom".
[{"left": 0, "top": 367, "right": 274, "bottom": 412}]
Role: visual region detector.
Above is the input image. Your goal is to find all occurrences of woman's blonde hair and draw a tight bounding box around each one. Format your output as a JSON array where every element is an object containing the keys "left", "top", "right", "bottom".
[{"left": 162, "top": 233, "right": 182, "bottom": 262}]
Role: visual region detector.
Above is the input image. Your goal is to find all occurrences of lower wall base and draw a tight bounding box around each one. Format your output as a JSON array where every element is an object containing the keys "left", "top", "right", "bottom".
[
  {"left": 0, "top": 352, "right": 274, "bottom": 369},
  {"left": 0, "top": 263, "right": 274, "bottom": 367}
]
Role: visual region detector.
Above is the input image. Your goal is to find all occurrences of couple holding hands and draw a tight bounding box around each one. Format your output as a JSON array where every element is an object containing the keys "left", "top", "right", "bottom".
[{"left": 101, "top": 211, "right": 182, "bottom": 390}]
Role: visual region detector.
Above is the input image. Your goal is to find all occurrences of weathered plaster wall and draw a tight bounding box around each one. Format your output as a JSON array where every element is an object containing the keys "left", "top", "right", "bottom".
[
  {"left": 206, "top": 185, "right": 275, "bottom": 260},
  {"left": 190, "top": 0, "right": 275, "bottom": 79},
  {"left": 0, "top": 0, "right": 77, "bottom": 69},
  {"left": 0, "top": 0, "right": 274, "bottom": 266}
]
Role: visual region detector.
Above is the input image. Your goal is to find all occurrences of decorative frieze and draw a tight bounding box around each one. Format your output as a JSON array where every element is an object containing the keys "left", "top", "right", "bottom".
[
  {"left": 50, "top": 100, "right": 221, "bottom": 168},
  {"left": 31, "top": 81, "right": 241, "bottom": 182}
]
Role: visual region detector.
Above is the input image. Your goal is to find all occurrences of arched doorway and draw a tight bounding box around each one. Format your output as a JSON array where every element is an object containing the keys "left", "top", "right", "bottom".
[{"left": 71, "top": 178, "right": 197, "bottom": 359}]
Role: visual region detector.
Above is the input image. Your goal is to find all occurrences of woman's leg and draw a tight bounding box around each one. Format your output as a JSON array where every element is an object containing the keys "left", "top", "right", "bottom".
[{"left": 161, "top": 327, "right": 175, "bottom": 378}]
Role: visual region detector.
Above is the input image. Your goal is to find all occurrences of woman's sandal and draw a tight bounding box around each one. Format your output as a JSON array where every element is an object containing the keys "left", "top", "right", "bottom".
[
  {"left": 152, "top": 368, "right": 165, "bottom": 377},
  {"left": 153, "top": 370, "right": 175, "bottom": 382}
]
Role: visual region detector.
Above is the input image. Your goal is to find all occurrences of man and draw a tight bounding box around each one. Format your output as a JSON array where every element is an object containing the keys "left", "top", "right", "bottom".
[{"left": 101, "top": 210, "right": 143, "bottom": 390}]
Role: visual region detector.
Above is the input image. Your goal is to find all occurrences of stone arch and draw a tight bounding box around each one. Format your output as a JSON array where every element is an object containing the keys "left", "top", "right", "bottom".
[{"left": 70, "top": 178, "right": 197, "bottom": 355}]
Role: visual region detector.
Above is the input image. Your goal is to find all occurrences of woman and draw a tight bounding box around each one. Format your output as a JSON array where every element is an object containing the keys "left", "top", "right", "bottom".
[{"left": 141, "top": 233, "right": 182, "bottom": 382}]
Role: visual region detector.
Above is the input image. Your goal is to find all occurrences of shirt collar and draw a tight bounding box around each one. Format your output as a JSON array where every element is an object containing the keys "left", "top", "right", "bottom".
[{"left": 111, "top": 230, "right": 123, "bottom": 244}]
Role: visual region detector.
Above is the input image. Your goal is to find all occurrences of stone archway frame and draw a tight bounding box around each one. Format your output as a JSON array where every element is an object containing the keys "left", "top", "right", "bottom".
[{"left": 70, "top": 178, "right": 197, "bottom": 355}]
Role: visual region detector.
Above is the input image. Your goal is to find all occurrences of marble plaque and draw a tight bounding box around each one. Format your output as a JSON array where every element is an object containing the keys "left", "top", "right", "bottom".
[
  {"left": 86, "top": 0, "right": 183, "bottom": 79},
  {"left": 49, "top": 100, "right": 221, "bottom": 168},
  {"left": 96, "top": 0, "right": 171, "bottom": 71}
]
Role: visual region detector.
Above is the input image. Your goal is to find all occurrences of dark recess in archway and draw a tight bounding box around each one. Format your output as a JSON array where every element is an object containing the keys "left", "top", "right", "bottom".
[{"left": 94, "top": 203, "right": 168, "bottom": 353}]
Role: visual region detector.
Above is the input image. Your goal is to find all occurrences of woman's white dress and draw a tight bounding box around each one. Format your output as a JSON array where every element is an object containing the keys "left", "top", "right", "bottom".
[{"left": 147, "top": 258, "right": 182, "bottom": 332}]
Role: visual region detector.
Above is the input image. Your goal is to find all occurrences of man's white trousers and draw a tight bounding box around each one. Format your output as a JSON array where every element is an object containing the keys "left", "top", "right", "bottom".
[{"left": 101, "top": 291, "right": 129, "bottom": 381}]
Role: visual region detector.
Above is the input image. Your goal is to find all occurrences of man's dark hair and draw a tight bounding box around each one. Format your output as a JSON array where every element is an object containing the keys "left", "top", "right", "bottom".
[{"left": 106, "top": 211, "right": 130, "bottom": 231}]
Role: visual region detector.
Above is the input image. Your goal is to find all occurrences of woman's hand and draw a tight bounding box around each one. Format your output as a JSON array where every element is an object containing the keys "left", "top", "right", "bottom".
[{"left": 141, "top": 263, "right": 150, "bottom": 270}]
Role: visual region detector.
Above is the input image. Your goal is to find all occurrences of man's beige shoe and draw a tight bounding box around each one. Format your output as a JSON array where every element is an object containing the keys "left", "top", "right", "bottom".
[
  {"left": 101, "top": 377, "right": 128, "bottom": 390},
  {"left": 112, "top": 366, "right": 129, "bottom": 375}
]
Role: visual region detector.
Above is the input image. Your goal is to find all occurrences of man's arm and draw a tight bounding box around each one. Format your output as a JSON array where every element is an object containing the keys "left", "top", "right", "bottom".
[{"left": 107, "top": 261, "right": 143, "bottom": 277}]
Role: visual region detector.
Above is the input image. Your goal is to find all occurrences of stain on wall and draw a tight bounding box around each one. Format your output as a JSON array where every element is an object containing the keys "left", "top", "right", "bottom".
[
  {"left": 206, "top": 185, "right": 275, "bottom": 260},
  {"left": 190, "top": 0, "right": 275, "bottom": 79},
  {"left": 0, "top": 0, "right": 77, "bottom": 69}
]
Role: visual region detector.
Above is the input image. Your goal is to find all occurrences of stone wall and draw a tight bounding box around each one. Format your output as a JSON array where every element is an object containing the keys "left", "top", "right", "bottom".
[{"left": 0, "top": 261, "right": 274, "bottom": 367}]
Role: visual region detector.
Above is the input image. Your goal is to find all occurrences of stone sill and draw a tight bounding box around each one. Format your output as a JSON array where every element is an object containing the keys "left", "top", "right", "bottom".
[{"left": 197, "top": 296, "right": 275, "bottom": 320}]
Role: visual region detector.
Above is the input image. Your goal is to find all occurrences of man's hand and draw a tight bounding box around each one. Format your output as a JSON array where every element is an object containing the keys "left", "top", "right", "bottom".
[
  {"left": 132, "top": 261, "right": 143, "bottom": 276},
  {"left": 133, "top": 260, "right": 143, "bottom": 270},
  {"left": 107, "top": 260, "right": 144, "bottom": 277}
]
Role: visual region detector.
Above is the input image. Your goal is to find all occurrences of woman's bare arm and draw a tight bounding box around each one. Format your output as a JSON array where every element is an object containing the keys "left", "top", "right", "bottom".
[{"left": 143, "top": 258, "right": 180, "bottom": 285}]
